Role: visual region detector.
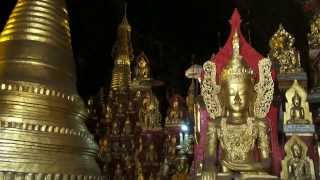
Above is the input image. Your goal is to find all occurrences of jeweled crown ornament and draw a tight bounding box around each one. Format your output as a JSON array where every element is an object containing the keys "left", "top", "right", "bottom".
[
  {"left": 220, "top": 32, "right": 254, "bottom": 84},
  {"left": 0, "top": 0, "right": 101, "bottom": 178}
]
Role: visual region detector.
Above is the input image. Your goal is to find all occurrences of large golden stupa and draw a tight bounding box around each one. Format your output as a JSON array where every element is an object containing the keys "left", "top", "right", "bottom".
[{"left": 0, "top": 0, "right": 101, "bottom": 178}]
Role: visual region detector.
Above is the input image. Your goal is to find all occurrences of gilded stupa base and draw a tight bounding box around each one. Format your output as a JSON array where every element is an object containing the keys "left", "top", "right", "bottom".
[
  {"left": 0, "top": 0, "right": 101, "bottom": 177},
  {"left": 193, "top": 173, "right": 279, "bottom": 180},
  {"left": 0, "top": 171, "right": 104, "bottom": 180}
]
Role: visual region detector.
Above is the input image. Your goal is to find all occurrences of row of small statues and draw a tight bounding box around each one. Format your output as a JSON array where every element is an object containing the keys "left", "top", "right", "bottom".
[
  {"left": 92, "top": 90, "right": 188, "bottom": 133},
  {"left": 98, "top": 134, "right": 190, "bottom": 180}
]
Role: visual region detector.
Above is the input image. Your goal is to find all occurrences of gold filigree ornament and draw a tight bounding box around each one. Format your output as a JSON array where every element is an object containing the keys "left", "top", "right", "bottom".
[
  {"left": 254, "top": 57, "right": 274, "bottom": 118},
  {"left": 201, "top": 60, "right": 222, "bottom": 119}
]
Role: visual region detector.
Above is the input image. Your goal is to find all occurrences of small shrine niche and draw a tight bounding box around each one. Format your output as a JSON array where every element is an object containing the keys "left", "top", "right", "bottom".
[
  {"left": 284, "top": 80, "right": 312, "bottom": 124},
  {"left": 283, "top": 80, "right": 314, "bottom": 134},
  {"left": 281, "top": 135, "right": 316, "bottom": 180}
]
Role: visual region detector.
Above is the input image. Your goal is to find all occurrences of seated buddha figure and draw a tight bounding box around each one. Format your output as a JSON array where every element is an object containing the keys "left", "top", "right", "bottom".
[
  {"left": 288, "top": 91, "right": 307, "bottom": 124},
  {"left": 284, "top": 80, "right": 312, "bottom": 125},
  {"left": 165, "top": 95, "right": 184, "bottom": 126},
  {"left": 201, "top": 33, "right": 273, "bottom": 178},
  {"left": 281, "top": 136, "right": 315, "bottom": 180},
  {"left": 134, "top": 52, "right": 151, "bottom": 81}
]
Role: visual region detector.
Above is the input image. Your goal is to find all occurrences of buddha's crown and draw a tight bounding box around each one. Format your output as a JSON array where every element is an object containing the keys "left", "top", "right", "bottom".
[{"left": 220, "top": 32, "right": 254, "bottom": 83}]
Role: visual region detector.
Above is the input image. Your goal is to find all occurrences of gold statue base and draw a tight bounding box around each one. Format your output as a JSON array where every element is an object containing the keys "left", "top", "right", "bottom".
[
  {"left": 216, "top": 173, "right": 279, "bottom": 180},
  {"left": 194, "top": 173, "right": 279, "bottom": 180}
]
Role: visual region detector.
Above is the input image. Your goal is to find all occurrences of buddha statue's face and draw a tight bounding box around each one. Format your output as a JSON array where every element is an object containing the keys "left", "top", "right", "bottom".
[
  {"left": 135, "top": 90, "right": 141, "bottom": 98},
  {"left": 292, "top": 143, "right": 302, "bottom": 158},
  {"left": 173, "top": 100, "right": 179, "bottom": 109},
  {"left": 100, "top": 138, "right": 108, "bottom": 148},
  {"left": 138, "top": 59, "right": 146, "bottom": 68},
  {"left": 292, "top": 93, "right": 301, "bottom": 107},
  {"left": 224, "top": 80, "right": 251, "bottom": 114}
]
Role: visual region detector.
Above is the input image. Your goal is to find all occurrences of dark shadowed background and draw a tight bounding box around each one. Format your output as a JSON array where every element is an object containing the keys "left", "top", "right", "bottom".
[{"left": 0, "top": 0, "right": 309, "bottom": 100}]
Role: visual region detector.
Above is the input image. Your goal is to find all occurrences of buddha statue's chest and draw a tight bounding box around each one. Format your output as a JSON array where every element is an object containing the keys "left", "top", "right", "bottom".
[
  {"left": 291, "top": 108, "right": 303, "bottom": 119},
  {"left": 289, "top": 159, "right": 307, "bottom": 176},
  {"left": 218, "top": 118, "right": 258, "bottom": 161}
]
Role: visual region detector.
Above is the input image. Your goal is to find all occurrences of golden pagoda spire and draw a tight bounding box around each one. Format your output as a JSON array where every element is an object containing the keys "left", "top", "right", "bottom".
[
  {"left": 110, "top": 3, "right": 134, "bottom": 91},
  {"left": 0, "top": 0, "right": 101, "bottom": 178}
]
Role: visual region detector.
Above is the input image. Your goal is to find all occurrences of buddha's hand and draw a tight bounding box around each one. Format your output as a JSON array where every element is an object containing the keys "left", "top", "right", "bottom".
[
  {"left": 201, "top": 166, "right": 216, "bottom": 180},
  {"left": 201, "top": 171, "right": 215, "bottom": 180},
  {"left": 223, "top": 159, "right": 270, "bottom": 172}
]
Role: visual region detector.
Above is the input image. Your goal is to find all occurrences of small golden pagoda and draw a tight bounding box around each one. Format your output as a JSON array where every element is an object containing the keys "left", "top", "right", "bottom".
[
  {"left": 0, "top": 0, "right": 100, "bottom": 178},
  {"left": 110, "top": 4, "right": 134, "bottom": 92}
]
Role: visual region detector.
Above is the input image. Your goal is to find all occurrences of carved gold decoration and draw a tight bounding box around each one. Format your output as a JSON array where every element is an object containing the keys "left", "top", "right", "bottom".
[
  {"left": 269, "top": 24, "right": 303, "bottom": 74},
  {"left": 0, "top": 0, "right": 100, "bottom": 178},
  {"left": 309, "top": 13, "right": 320, "bottom": 49},
  {"left": 284, "top": 80, "right": 312, "bottom": 124},
  {"left": 281, "top": 135, "right": 315, "bottom": 180},
  {"left": 201, "top": 32, "right": 274, "bottom": 178},
  {"left": 254, "top": 58, "right": 274, "bottom": 118},
  {"left": 201, "top": 60, "right": 222, "bottom": 119}
]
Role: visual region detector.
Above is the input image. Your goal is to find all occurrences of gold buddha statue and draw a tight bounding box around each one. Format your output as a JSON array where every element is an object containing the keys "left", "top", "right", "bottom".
[
  {"left": 167, "top": 136, "right": 178, "bottom": 162},
  {"left": 135, "top": 160, "right": 144, "bottom": 180},
  {"left": 308, "top": 13, "right": 320, "bottom": 49},
  {"left": 101, "top": 103, "right": 113, "bottom": 125},
  {"left": 201, "top": 33, "right": 275, "bottom": 179},
  {"left": 114, "top": 163, "right": 125, "bottom": 180},
  {"left": 281, "top": 136, "right": 315, "bottom": 180},
  {"left": 111, "top": 121, "right": 120, "bottom": 136},
  {"left": 134, "top": 52, "right": 151, "bottom": 81},
  {"left": 138, "top": 91, "right": 161, "bottom": 129},
  {"left": 98, "top": 136, "right": 111, "bottom": 174},
  {"left": 116, "top": 103, "right": 125, "bottom": 117},
  {"left": 269, "top": 24, "right": 303, "bottom": 74},
  {"left": 172, "top": 155, "right": 189, "bottom": 180},
  {"left": 122, "top": 117, "right": 132, "bottom": 135},
  {"left": 145, "top": 143, "right": 158, "bottom": 166},
  {"left": 165, "top": 95, "right": 184, "bottom": 126},
  {"left": 284, "top": 80, "right": 312, "bottom": 125}
]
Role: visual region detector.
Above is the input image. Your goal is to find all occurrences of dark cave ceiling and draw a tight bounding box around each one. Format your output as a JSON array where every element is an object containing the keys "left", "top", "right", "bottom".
[{"left": 0, "top": 0, "right": 310, "bottom": 97}]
